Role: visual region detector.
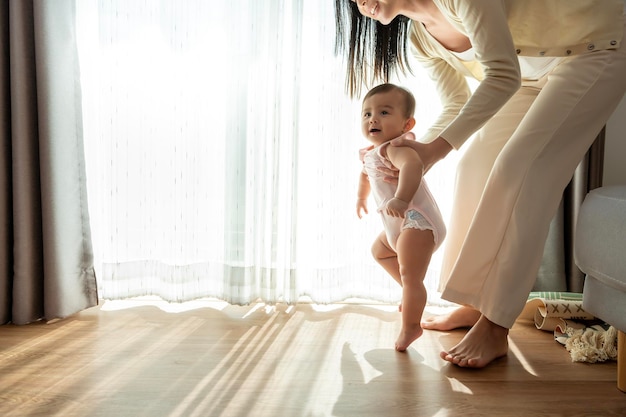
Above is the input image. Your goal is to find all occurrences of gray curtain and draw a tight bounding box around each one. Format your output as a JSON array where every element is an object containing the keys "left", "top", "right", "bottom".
[
  {"left": 534, "top": 128, "right": 605, "bottom": 293},
  {"left": 0, "top": 0, "right": 97, "bottom": 325}
]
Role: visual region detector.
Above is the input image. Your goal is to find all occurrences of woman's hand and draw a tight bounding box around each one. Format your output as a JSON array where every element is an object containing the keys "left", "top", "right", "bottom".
[
  {"left": 379, "top": 135, "right": 453, "bottom": 183},
  {"left": 376, "top": 164, "right": 399, "bottom": 181}
]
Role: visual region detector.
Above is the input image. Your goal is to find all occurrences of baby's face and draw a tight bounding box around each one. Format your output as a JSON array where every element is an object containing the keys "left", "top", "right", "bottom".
[{"left": 361, "top": 90, "right": 409, "bottom": 145}]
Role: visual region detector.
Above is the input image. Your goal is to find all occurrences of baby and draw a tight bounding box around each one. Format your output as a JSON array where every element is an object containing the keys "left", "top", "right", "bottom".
[{"left": 357, "top": 83, "right": 446, "bottom": 351}]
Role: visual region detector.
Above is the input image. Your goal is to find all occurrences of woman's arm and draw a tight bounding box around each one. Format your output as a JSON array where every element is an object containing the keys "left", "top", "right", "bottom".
[
  {"left": 377, "top": 0, "right": 520, "bottom": 181},
  {"left": 410, "top": 0, "right": 522, "bottom": 150},
  {"left": 437, "top": 0, "right": 521, "bottom": 146}
]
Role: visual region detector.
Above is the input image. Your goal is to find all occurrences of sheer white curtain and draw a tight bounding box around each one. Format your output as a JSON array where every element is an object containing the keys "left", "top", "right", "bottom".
[{"left": 76, "top": 0, "right": 457, "bottom": 305}]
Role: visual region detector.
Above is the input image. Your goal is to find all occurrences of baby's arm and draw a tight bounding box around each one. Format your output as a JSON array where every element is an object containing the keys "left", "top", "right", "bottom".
[
  {"left": 377, "top": 132, "right": 414, "bottom": 180},
  {"left": 384, "top": 145, "right": 424, "bottom": 218},
  {"left": 356, "top": 171, "right": 370, "bottom": 219}
]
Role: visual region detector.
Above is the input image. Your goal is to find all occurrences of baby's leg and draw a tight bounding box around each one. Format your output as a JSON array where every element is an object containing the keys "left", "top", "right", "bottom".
[
  {"left": 395, "top": 228, "right": 435, "bottom": 352},
  {"left": 371, "top": 231, "right": 401, "bottom": 287}
]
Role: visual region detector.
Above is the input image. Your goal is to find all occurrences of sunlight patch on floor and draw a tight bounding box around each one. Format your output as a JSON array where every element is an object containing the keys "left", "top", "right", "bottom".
[
  {"left": 447, "top": 377, "right": 473, "bottom": 395},
  {"left": 508, "top": 337, "right": 539, "bottom": 376}
]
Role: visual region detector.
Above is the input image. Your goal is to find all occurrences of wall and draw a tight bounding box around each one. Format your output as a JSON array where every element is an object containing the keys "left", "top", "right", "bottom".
[{"left": 604, "top": 94, "right": 626, "bottom": 186}]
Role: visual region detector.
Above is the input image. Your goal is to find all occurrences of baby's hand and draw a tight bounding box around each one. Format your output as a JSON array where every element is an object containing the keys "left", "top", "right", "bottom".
[
  {"left": 385, "top": 197, "right": 408, "bottom": 218},
  {"left": 356, "top": 199, "right": 368, "bottom": 219}
]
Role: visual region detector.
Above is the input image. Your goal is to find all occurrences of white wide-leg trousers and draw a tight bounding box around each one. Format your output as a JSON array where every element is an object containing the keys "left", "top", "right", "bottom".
[{"left": 440, "top": 18, "right": 626, "bottom": 329}]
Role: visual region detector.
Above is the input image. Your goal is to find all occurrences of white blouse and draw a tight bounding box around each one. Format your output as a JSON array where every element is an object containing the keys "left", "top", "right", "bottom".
[{"left": 450, "top": 47, "right": 562, "bottom": 81}]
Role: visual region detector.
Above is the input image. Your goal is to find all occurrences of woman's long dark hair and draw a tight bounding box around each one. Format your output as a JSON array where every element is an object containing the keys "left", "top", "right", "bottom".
[{"left": 334, "top": 0, "right": 412, "bottom": 98}]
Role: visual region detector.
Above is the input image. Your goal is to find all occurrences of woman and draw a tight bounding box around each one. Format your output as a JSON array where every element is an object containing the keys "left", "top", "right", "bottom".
[{"left": 334, "top": 0, "right": 626, "bottom": 368}]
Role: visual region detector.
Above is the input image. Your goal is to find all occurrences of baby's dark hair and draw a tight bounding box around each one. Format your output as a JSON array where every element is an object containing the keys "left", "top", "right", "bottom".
[
  {"left": 334, "top": 0, "right": 412, "bottom": 98},
  {"left": 363, "top": 83, "right": 415, "bottom": 119}
]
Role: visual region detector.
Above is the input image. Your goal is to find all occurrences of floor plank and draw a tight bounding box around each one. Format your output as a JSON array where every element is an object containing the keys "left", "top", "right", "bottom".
[{"left": 0, "top": 301, "right": 624, "bottom": 417}]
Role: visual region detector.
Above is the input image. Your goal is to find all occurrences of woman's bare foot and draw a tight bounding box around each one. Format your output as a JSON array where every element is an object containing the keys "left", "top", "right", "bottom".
[
  {"left": 440, "top": 315, "right": 508, "bottom": 368},
  {"left": 421, "top": 305, "right": 481, "bottom": 331},
  {"left": 395, "top": 325, "right": 423, "bottom": 352}
]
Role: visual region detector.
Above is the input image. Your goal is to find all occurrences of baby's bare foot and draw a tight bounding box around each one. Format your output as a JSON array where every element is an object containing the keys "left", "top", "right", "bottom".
[
  {"left": 421, "top": 305, "right": 481, "bottom": 331},
  {"left": 395, "top": 325, "right": 423, "bottom": 352},
  {"left": 440, "top": 315, "right": 508, "bottom": 368}
]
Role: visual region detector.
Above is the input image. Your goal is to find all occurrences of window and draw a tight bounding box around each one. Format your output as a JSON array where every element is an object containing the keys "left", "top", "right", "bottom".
[{"left": 76, "top": 0, "right": 457, "bottom": 305}]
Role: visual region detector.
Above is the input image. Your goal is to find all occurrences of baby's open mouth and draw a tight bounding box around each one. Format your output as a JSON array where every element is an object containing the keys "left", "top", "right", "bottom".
[{"left": 370, "top": 128, "right": 381, "bottom": 133}]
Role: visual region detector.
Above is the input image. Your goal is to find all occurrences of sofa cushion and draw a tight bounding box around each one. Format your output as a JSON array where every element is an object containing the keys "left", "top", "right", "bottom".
[{"left": 575, "top": 185, "right": 626, "bottom": 332}]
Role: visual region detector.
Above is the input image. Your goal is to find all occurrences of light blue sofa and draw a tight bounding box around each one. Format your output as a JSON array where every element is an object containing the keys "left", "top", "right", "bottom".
[{"left": 575, "top": 185, "right": 626, "bottom": 392}]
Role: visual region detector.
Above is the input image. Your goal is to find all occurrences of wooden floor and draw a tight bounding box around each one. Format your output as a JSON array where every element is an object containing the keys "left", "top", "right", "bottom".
[{"left": 0, "top": 300, "right": 624, "bottom": 417}]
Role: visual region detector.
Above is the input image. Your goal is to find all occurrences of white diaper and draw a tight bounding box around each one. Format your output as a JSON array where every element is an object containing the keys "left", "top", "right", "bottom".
[{"left": 402, "top": 209, "right": 434, "bottom": 232}]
